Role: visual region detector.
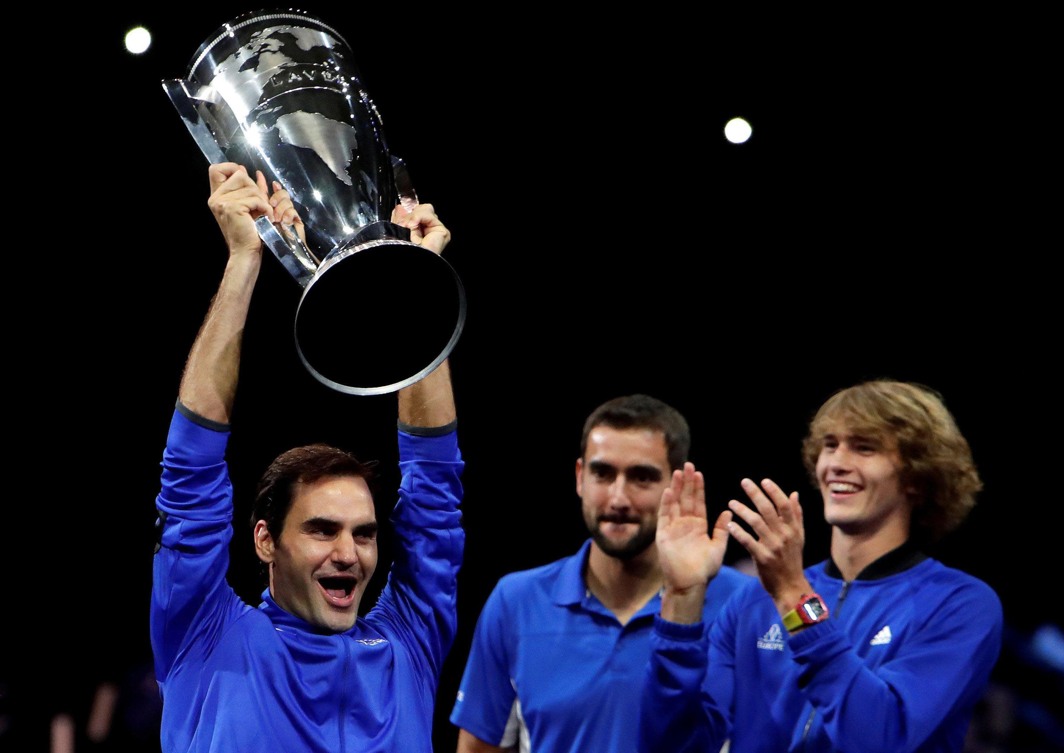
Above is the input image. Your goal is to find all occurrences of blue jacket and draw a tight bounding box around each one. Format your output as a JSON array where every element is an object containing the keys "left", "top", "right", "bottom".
[
  {"left": 151, "top": 407, "right": 464, "bottom": 752},
  {"left": 640, "top": 544, "right": 1002, "bottom": 753}
]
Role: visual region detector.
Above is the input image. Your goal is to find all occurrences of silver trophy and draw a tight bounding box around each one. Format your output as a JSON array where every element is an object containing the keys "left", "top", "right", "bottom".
[{"left": 163, "top": 9, "right": 465, "bottom": 395}]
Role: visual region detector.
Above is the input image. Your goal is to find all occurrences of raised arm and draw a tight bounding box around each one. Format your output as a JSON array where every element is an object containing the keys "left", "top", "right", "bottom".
[
  {"left": 178, "top": 162, "right": 303, "bottom": 423},
  {"left": 392, "top": 201, "right": 456, "bottom": 428},
  {"left": 639, "top": 463, "right": 734, "bottom": 753},
  {"left": 657, "top": 462, "right": 732, "bottom": 623}
]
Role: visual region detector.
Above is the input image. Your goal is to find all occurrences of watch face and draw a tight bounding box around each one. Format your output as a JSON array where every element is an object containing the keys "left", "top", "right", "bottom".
[{"left": 800, "top": 597, "right": 827, "bottom": 623}]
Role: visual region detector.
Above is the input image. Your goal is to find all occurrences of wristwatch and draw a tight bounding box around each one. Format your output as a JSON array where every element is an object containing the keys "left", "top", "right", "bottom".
[{"left": 782, "top": 593, "right": 829, "bottom": 633}]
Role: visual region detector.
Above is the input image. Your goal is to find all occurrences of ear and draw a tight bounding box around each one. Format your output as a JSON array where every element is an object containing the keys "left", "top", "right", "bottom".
[
  {"left": 575, "top": 458, "right": 584, "bottom": 496},
  {"left": 254, "top": 520, "right": 275, "bottom": 564}
]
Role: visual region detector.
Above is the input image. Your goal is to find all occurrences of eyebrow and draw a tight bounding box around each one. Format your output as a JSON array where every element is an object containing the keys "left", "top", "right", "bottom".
[
  {"left": 352, "top": 522, "right": 379, "bottom": 537},
  {"left": 302, "top": 518, "right": 379, "bottom": 537},
  {"left": 823, "top": 432, "right": 883, "bottom": 447},
  {"left": 587, "top": 460, "right": 664, "bottom": 480}
]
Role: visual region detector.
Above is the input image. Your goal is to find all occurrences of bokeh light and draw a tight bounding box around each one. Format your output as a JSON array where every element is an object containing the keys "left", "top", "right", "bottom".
[
  {"left": 125, "top": 26, "right": 152, "bottom": 54},
  {"left": 724, "top": 117, "right": 752, "bottom": 144}
]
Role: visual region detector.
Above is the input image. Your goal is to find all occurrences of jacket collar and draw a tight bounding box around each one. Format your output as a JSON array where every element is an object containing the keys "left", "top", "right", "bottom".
[{"left": 824, "top": 539, "right": 928, "bottom": 581}]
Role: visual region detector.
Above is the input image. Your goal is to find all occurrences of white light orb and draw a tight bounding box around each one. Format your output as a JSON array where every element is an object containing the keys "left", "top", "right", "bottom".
[
  {"left": 125, "top": 27, "right": 152, "bottom": 55},
  {"left": 724, "top": 117, "right": 753, "bottom": 144}
]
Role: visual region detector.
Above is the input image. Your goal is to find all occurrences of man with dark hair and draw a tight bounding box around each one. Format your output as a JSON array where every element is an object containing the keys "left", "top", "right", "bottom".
[
  {"left": 450, "top": 394, "right": 750, "bottom": 753},
  {"left": 639, "top": 379, "right": 1003, "bottom": 753},
  {"left": 151, "top": 162, "right": 463, "bottom": 752}
]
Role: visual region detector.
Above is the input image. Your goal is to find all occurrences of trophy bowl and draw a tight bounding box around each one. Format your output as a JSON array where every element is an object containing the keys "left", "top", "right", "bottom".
[{"left": 164, "top": 9, "right": 465, "bottom": 395}]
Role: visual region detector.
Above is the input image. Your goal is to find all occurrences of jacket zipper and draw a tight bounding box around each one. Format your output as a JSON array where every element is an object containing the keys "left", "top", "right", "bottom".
[{"left": 798, "top": 580, "right": 852, "bottom": 747}]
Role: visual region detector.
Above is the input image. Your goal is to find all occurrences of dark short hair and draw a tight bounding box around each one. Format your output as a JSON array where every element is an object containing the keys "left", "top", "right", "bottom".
[
  {"left": 800, "top": 380, "right": 982, "bottom": 542},
  {"left": 580, "top": 394, "right": 690, "bottom": 471},
  {"left": 250, "top": 443, "right": 379, "bottom": 540}
]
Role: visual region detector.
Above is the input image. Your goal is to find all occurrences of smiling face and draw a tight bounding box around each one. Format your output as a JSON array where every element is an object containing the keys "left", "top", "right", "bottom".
[
  {"left": 254, "top": 475, "right": 378, "bottom": 632},
  {"left": 577, "top": 425, "right": 672, "bottom": 561},
  {"left": 815, "top": 423, "right": 913, "bottom": 544}
]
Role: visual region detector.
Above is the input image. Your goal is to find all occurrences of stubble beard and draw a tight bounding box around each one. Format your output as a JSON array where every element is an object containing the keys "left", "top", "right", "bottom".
[{"left": 590, "top": 521, "right": 657, "bottom": 562}]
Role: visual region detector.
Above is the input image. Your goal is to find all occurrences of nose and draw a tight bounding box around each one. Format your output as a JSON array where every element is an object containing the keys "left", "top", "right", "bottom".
[
  {"left": 826, "top": 446, "right": 855, "bottom": 472},
  {"left": 607, "top": 474, "right": 631, "bottom": 506},
  {"left": 332, "top": 535, "right": 358, "bottom": 566}
]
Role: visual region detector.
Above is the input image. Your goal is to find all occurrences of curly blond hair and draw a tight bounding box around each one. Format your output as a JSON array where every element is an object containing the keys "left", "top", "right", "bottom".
[{"left": 800, "top": 380, "right": 982, "bottom": 543}]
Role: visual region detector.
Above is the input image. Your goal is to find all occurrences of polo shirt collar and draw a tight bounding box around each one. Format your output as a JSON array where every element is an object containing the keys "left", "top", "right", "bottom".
[{"left": 552, "top": 539, "right": 595, "bottom": 606}]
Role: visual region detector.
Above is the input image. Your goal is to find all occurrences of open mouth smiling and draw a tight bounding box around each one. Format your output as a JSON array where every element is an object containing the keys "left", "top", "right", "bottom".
[{"left": 319, "top": 575, "right": 358, "bottom": 605}]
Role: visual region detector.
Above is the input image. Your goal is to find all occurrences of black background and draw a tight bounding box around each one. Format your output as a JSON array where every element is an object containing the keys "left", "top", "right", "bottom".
[{"left": 12, "top": 5, "right": 1058, "bottom": 751}]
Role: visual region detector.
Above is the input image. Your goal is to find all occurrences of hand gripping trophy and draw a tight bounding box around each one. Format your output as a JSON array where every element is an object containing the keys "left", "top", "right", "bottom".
[{"left": 164, "top": 9, "right": 466, "bottom": 395}]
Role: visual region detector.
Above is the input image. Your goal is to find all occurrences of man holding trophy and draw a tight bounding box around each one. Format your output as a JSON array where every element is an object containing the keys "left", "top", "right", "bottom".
[
  {"left": 152, "top": 9, "right": 467, "bottom": 752},
  {"left": 151, "top": 161, "right": 463, "bottom": 752}
]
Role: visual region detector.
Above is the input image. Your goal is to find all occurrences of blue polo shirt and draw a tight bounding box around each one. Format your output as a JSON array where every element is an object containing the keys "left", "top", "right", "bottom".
[{"left": 450, "top": 539, "right": 750, "bottom": 752}]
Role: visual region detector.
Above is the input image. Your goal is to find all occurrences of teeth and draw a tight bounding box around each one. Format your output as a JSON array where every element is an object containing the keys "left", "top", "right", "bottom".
[
  {"left": 829, "top": 483, "right": 860, "bottom": 493},
  {"left": 320, "top": 578, "right": 356, "bottom": 596}
]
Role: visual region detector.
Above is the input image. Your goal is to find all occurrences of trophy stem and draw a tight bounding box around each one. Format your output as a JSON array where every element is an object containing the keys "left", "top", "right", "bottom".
[{"left": 254, "top": 217, "right": 320, "bottom": 287}]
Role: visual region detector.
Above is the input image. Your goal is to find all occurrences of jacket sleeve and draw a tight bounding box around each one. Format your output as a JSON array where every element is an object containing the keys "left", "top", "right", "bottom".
[
  {"left": 449, "top": 580, "right": 520, "bottom": 746},
  {"left": 151, "top": 406, "right": 245, "bottom": 681},
  {"left": 639, "top": 616, "right": 730, "bottom": 753},
  {"left": 370, "top": 427, "right": 465, "bottom": 679}
]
